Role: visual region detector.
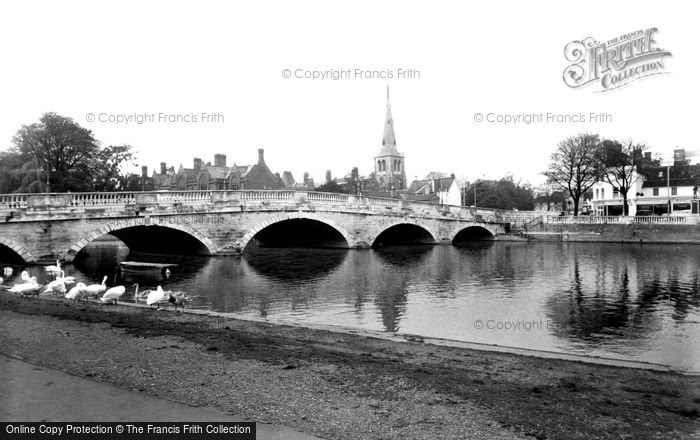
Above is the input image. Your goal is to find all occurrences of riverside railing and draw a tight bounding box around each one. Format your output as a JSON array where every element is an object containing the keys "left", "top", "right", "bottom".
[{"left": 546, "top": 215, "right": 690, "bottom": 224}]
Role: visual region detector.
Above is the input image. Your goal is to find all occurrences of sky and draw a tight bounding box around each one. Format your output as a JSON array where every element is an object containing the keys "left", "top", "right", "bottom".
[{"left": 0, "top": 0, "right": 697, "bottom": 187}]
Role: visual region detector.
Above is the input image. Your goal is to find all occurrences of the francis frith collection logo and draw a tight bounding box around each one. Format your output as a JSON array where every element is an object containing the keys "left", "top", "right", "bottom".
[{"left": 563, "top": 28, "right": 672, "bottom": 92}]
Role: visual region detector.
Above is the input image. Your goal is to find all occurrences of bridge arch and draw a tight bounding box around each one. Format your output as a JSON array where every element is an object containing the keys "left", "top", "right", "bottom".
[
  {"left": 452, "top": 224, "right": 496, "bottom": 243},
  {"left": 237, "top": 213, "right": 352, "bottom": 253},
  {"left": 371, "top": 221, "right": 438, "bottom": 247},
  {"left": 0, "top": 237, "right": 37, "bottom": 264},
  {"left": 64, "top": 218, "right": 216, "bottom": 262}
]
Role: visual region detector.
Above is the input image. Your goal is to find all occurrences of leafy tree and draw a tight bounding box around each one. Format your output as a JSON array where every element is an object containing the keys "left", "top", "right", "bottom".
[
  {"left": 0, "top": 150, "right": 43, "bottom": 193},
  {"left": 597, "top": 139, "right": 646, "bottom": 216},
  {"left": 544, "top": 133, "right": 601, "bottom": 216},
  {"left": 315, "top": 180, "right": 351, "bottom": 194},
  {"left": 12, "top": 113, "right": 99, "bottom": 192},
  {"left": 3, "top": 113, "right": 137, "bottom": 193},
  {"left": 91, "top": 144, "right": 136, "bottom": 191},
  {"left": 465, "top": 176, "right": 534, "bottom": 210},
  {"left": 118, "top": 173, "right": 154, "bottom": 191}
]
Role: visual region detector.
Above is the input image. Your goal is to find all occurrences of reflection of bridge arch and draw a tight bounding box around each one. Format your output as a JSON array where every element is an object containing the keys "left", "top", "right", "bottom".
[
  {"left": 0, "top": 236, "right": 37, "bottom": 264},
  {"left": 371, "top": 221, "right": 438, "bottom": 247},
  {"left": 237, "top": 213, "right": 352, "bottom": 252},
  {"left": 64, "top": 218, "right": 216, "bottom": 261}
]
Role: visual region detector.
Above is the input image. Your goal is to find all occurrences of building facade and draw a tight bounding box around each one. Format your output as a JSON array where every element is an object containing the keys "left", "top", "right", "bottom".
[
  {"left": 591, "top": 150, "right": 700, "bottom": 216},
  {"left": 151, "top": 149, "right": 284, "bottom": 191},
  {"left": 402, "top": 173, "right": 461, "bottom": 205}
]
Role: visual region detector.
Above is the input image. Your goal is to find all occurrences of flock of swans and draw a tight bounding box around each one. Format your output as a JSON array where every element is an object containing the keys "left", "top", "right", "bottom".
[{"left": 0, "top": 260, "right": 194, "bottom": 311}]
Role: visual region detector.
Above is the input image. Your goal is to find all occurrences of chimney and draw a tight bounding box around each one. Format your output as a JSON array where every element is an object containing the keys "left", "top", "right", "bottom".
[
  {"left": 193, "top": 158, "right": 202, "bottom": 170},
  {"left": 303, "top": 172, "right": 309, "bottom": 184},
  {"left": 644, "top": 152, "right": 652, "bottom": 161},
  {"left": 326, "top": 170, "right": 332, "bottom": 183},
  {"left": 258, "top": 148, "right": 265, "bottom": 164},
  {"left": 141, "top": 166, "right": 148, "bottom": 178},
  {"left": 214, "top": 154, "right": 226, "bottom": 167},
  {"left": 160, "top": 162, "right": 166, "bottom": 174}
]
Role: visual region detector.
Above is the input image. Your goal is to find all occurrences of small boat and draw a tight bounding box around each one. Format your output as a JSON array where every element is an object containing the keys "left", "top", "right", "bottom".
[{"left": 118, "top": 261, "right": 177, "bottom": 277}]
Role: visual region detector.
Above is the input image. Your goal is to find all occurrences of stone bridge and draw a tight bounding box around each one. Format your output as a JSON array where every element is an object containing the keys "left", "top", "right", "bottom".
[{"left": 0, "top": 190, "right": 513, "bottom": 264}]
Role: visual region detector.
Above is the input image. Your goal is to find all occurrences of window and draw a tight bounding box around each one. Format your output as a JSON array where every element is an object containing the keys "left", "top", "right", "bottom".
[
  {"left": 595, "top": 189, "right": 599, "bottom": 199},
  {"left": 601, "top": 188, "right": 604, "bottom": 199},
  {"left": 613, "top": 189, "right": 620, "bottom": 198},
  {"left": 653, "top": 188, "right": 659, "bottom": 196},
  {"left": 672, "top": 187, "right": 677, "bottom": 195}
]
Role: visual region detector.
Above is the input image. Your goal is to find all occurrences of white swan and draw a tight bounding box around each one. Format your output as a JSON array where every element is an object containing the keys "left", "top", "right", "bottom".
[
  {"left": 65, "top": 282, "right": 88, "bottom": 301},
  {"left": 101, "top": 285, "right": 126, "bottom": 305},
  {"left": 43, "top": 278, "right": 66, "bottom": 296},
  {"left": 9, "top": 276, "right": 40, "bottom": 296},
  {"left": 55, "top": 270, "right": 76, "bottom": 286},
  {"left": 146, "top": 285, "right": 169, "bottom": 309},
  {"left": 85, "top": 275, "right": 108, "bottom": 298},
  {"left": 45, "top": 260, "right": 61, "bottom": 275},
  {"left": 132, "top": 283, "right": 151, "bottom": 303}
]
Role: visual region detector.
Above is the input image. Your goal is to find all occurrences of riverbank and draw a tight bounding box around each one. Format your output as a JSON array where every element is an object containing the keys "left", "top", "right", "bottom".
[
  {"left": 510, "top": 222, "right": 700, "bottom": 244},
  {"left": 1, "top": 294, "right": 699, "bottom": 439}
]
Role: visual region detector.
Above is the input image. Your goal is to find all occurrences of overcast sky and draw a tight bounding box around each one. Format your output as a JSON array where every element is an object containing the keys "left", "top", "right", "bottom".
[{"left": 1, "top": 0, "right": 696, "bottom": 187}]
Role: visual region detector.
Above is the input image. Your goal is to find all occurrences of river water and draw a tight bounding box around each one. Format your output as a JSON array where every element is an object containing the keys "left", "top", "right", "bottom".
[{"left": 5, "top": 241, "right": 700, "bottom": 372}]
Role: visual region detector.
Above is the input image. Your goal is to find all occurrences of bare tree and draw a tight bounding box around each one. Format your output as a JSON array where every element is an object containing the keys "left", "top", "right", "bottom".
[
  {"left": 544, "top": 133, "right": 601, "bottom": 216},
  {"left": 534, "top": 182, "right": 565, "bottom": 211},
  {"left": 598, "top": 139, "right": 646, "bottom": 216},
  {"left": 454, "top": 174, "right": 470, "bottom": 206}
]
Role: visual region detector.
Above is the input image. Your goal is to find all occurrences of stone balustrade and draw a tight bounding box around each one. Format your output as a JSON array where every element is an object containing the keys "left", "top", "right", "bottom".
[
  {"left": 0, "top": 190, "right": 497, "bottom": 218},
  {"left": 2, "top": 190, "right": 696, "bottom": 226}
]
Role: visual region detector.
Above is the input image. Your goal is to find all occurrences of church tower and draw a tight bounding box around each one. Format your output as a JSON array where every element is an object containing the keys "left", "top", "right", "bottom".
[{"left": 374, "top": 86, "right": 406, "bottom": 191}]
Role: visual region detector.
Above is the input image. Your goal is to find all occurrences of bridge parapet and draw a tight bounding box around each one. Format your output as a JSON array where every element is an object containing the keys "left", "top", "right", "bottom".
[{"left": 0, "top": 190, "right": 519, "bottom": 224}]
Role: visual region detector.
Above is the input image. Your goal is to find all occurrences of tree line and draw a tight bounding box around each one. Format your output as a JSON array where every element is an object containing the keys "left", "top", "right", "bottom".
[
  {"left": 0, "top": 115, "right": 655, "bottom": 217},
  {"left": 544, "top": 133, "right": 650, "bottom": 216},
  {"left": 0, "top": 113, "right": 142, "bottom": 193}
]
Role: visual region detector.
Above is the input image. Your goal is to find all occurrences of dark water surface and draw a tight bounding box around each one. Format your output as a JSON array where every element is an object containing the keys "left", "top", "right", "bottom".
[{"left": 4, "top": 241, "right": 699, "bottom": 372}]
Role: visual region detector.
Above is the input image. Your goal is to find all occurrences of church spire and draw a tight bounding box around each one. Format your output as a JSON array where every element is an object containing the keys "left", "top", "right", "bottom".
[{"left": 381, "top": 85, "right": 397, "bottom": 150}]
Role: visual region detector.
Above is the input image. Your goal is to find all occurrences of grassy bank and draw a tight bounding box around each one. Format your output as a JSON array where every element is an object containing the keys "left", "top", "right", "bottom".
[{"left": 0, "top": 294, "right": 698, "bottom": 439}]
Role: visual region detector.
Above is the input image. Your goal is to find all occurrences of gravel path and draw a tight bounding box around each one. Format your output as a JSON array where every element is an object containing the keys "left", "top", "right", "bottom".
[{"left": 1, "top": 295, "right": 698, "bottom": 439}]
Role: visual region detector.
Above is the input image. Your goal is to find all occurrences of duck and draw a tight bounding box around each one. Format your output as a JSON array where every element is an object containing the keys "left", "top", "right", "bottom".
[
  {"left": 168, "top": 291, "right": 191, "bottom": 311},
  {"left": 85, "top": 275, "right": 108, "bottom": 298},
  {"left": 45, "top": 260, "right": 61, "bottom": 275},
  {"left": 100, "top": 285, "right": 126, "bottom": 305},
  {"left": 146, "top": 285, "right": 170, "bottom": 309},
  {"left": 65, "top": 282, "right": 88, "bottom": 301}
]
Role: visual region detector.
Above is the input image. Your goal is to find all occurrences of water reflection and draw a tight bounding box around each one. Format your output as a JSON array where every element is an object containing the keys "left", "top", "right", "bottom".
[
  {"left": 2, "top": 241, "right": 699, "bottom": 371},
  {"left": 244, "top": 248, "right": 348, "bottom": 282}
]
